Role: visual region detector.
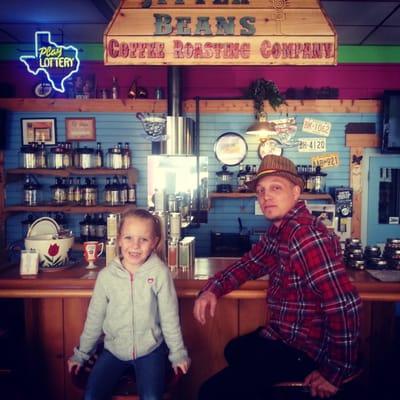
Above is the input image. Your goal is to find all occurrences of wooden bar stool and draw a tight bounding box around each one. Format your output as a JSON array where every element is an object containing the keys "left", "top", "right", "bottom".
[
  {"left": 271, "top": 368, "right": 364, "bottom": 400},
  {"left": 70, "top": 344, "right": 182, "bottom": 400}
]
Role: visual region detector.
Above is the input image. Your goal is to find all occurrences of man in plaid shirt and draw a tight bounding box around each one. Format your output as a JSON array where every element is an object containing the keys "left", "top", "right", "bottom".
[{"left": 194, "top": 155, "right": 362, "bottom": 399}]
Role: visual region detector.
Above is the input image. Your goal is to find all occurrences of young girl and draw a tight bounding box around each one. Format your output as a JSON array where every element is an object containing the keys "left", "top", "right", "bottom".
[{"left": 68, "top": 208, "right": 190, "bottom": 400}]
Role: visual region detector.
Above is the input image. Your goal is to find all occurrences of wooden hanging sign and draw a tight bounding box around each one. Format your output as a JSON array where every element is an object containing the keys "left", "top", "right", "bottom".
[{"left": 104, "top": 0, "right": 337, "bottom": 66}]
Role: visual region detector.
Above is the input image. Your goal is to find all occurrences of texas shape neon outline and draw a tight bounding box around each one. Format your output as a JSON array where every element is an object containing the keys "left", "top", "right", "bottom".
[{"left": 20, "top": 31, "right": 80, "bottom": 93}]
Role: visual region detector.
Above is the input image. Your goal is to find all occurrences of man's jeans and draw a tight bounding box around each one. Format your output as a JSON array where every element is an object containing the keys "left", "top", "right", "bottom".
[{"left": 85, "top": 342, "right": 168, "bottom": 400}]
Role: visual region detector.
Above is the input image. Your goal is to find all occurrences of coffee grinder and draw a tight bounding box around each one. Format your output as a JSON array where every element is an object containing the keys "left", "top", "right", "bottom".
[{"left": 332, "top": 187, "right": 353, "bottom": 243}]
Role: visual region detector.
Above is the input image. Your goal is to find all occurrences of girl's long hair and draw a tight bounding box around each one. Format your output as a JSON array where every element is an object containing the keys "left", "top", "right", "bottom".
[{"left": 117, "top": 207, "right": 166, "bottom": 262}]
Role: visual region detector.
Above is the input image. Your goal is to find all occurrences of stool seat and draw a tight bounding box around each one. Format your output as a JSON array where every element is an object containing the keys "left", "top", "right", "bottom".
[
  {"left": 70, "top": 344, "right": 181, "bottom": 400},
  {"left": 272, "top": 368, "right": 364, "bottom": 400}
]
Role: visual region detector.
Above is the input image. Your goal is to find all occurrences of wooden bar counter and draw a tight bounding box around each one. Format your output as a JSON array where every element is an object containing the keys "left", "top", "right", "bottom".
[{"left": 0, "top": 258, "right": 399, "bottom": 400}]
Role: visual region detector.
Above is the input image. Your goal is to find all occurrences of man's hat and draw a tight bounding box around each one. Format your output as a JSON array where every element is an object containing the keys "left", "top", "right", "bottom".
[{"left": 245, "top": 155, "right": 304, "bottom": 192}]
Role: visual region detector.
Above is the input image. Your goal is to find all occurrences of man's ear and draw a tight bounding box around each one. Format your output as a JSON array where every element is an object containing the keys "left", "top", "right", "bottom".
[{"left": 293, "top": 185, "right": 301, "bottom": 200}]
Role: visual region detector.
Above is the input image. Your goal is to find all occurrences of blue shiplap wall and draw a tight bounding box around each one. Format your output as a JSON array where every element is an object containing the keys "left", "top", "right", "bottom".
[
  {"left": 5, "top": 112, "right": 153, "bottom": 247},
  {"left": 4, "top": 109, "right": 379, "bottom": 256}
]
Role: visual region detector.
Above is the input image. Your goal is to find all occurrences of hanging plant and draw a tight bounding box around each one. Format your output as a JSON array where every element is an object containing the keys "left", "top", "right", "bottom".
[{"left": 246, "top": 78, "right": 287, "bottom": 118}]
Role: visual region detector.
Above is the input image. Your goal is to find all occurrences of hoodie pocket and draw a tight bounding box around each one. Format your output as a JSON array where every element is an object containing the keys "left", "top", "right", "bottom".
[{"left": 136, "top": 328, "right": 159, "bottom": 351}]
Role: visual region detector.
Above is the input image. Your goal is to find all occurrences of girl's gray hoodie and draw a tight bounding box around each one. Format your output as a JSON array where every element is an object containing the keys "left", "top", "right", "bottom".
[{"left": 71, "top": 253, "right": 189, "bottom": 367}]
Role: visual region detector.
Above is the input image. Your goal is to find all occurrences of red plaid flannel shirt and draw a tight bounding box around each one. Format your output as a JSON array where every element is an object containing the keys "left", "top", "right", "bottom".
[{"left": 201, "top": 201, "right": 362, "bottom": 387}]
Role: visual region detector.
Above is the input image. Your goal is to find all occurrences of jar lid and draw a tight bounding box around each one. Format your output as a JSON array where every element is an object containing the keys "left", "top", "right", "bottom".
[
  {"left": 108, "top": 147, "right": 122, "bottom": 154},
  {"left": 78, "top": 147, "right": 94, "bottom": 154},
  {"left": 50, "top": 146, "right": 65, "bottom": 154},
  {"left": 20, "top": 145, "right": 37, "bottom": 153}
]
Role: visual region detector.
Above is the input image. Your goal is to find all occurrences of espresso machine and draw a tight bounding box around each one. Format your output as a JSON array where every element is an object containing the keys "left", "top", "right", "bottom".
[{"left": 332, "top": 187, "right": 353, "bottom": 243}]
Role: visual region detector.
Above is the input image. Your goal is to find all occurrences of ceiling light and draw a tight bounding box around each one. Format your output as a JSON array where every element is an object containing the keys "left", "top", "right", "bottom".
[{"left": 246, "top": 112, "right": 277, "bottom": 137}]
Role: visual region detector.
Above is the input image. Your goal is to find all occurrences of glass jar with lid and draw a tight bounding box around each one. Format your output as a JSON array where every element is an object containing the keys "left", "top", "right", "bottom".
[
  {"left": 82, "top": 177, "right": 98, "bottom": 206},
  {"left": 78, "top": 146, "right": 95, "bottom": 169},
  {"left": 23, "top": 175, "right": 41, "bottom": 206},
  {"left": 63, "top": 142, "right": 73, "bottom": 167},
  {"left": 122, "top": 142, "right": 131, "bottom": 169},
  {"left": 20, "top": 144, "right": 38, "bottom": 169},
  {"left": 216, "top": 165, "right": 233, "bottom": 193},
  {"left": 49, "top": 145, "right": 65, "bottom": 169},
  {"left": 51, "top": 177, "right": 68, "bottom": 204},
  {"left": 312, "top": 166, "right": 327, "bottom": 193},
  {"left": 107, "top": 145, "right": 123, "bottom": 169},
  {"left": 36, "top": 142, "right": 47, "bottom": 168}
]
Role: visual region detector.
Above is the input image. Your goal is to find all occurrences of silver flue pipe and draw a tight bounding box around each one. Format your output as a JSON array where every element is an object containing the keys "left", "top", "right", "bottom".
[{"left": 161, "top": 66, "right": 194, "bottom": 155}]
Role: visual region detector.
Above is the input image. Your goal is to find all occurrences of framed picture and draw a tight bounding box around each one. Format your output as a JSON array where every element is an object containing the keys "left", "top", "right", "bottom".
[
  {"left": 214, "top": 132, "right": 248, "bottom": 166},
  {"left": 66, "top": 73, "right": 96, "bottom": 99},
  {"left": 21, "top": 118, "right": 57, "bottom": 145},
  {"left": 65, "top": 117, "right": 96, "bottom": 141}
]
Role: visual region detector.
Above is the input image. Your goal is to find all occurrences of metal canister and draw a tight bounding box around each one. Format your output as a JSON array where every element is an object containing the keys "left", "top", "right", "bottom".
[
  {"left": 345, "top": 238, "right": 362, "bottom": 247},
  {"left": 364, "top": 245, "right": 381, "bottom": 259},
  {"left": 179, "top": 236, "right": 195, "bottom": 270},
  {"left": 386, "top": 238, "right": 400, "bottom": 249},
  {"left": 106, "top": 238, "right": 117, "bottom": 265},
  {"left": 107, "top": 213, "right": 120, "bottom": 239},
  {"left": 168, "top": 194, "right": 177, "bottom": 212},
  {"left": 366, "top": 257, "right": 388, "bottom": 270},
  {"left": 154, "top": 190, "right": 166, "bottom": 212},
  {"left": 169, "top": 212, "right": 181, "bottom": 240},
  {"left": 168, "top": 238, "right": 179, "bottom": 269},
  {"left": 351, "top": 259, "right": 365, "bottom": 270}
]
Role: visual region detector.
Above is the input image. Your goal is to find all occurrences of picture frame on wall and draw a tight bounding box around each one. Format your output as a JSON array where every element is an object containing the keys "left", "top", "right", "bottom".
[
  {"left": 65, "top": 117, "right": 96, "bottom": 141},
  {"left": 21, "top": 118, "right": 57, "bottom": 145}
]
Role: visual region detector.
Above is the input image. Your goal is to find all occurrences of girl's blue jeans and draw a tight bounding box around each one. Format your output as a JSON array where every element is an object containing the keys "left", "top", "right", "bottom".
[{"left": 84, "top": 342, "right": 168, "bottom": 400}]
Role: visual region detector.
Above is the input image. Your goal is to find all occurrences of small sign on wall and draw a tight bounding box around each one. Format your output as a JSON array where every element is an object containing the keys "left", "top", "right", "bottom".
[
  {"left": 311, "top": 152, "right": 340, "bottom": 168},
  {"left": 302, "top": 117, "right": 332, "bottom": 137},
  {"left": 298, "top": 138, "right": 326, "bottom": 152}
]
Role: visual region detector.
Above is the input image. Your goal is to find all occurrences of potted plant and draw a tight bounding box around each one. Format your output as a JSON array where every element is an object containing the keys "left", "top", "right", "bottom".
[{"left": 246, "top": 78, "right": 286, "bottom": 118}]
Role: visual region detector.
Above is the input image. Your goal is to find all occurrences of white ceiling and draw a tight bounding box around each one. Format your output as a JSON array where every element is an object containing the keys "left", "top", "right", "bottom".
[{"left": 0, "top": 0, "right": 399, "bottom": 45}]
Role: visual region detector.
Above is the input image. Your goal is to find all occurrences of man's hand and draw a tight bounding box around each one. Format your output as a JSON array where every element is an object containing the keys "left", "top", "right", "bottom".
[
  {"left": 304, "top": 370, "right": 338, "bottom": 398},
  {"left": 193, "top": 291, "right": 217, "bottom": 325}
]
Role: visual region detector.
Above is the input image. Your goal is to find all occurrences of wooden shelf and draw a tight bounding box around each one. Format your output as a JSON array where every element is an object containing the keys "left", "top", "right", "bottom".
[
  {"left": 5, "top": 204, "right": 133, "bottom": 214},
  {"left": 0, "top": 98, "right": 380, "bottom": 114},
  {"left": 0, "top": 98, "right": 167, "bottom": 113},
  {"left": 209, "top": 192, "right": 256, "bottom": 199},
  {"left": 7, "top": 167, "right": 138, "bottom": 184},
  {"left": 210, "top": 192, "right": 332, "bottom": 200},
  {"left": 208, "top": 192, "right": 333, "bottom": 208}
]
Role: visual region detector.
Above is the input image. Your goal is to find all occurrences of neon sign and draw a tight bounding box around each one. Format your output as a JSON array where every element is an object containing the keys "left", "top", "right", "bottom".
[{"left": 20, "top": 31, "right": 80, "bottom": 93}]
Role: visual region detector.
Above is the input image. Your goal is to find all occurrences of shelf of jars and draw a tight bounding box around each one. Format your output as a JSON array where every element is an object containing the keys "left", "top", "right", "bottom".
[
  {"left": 208, "top": 192, "right": 333, "bottom": 208},
  {"left": 4, "top": 204, "right": 132, "bottom": 215},
  {"left": 7, "top": 167, "right": 138, "bottom": 183}
]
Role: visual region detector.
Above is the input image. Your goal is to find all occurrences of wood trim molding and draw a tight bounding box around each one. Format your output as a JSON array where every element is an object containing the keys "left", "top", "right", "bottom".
[
  {"left": 345, "top": 133, "right": 380, "bottom": 238},
  {"left": 0, "top": 98, "right": 380, "bottom": 114}
]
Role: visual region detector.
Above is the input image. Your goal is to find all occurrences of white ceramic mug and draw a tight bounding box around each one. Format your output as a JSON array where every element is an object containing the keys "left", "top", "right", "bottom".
[{"left": 83, "top": 241, "right": 104, "bottom": 269}]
